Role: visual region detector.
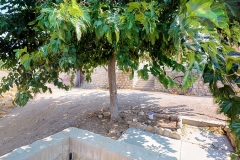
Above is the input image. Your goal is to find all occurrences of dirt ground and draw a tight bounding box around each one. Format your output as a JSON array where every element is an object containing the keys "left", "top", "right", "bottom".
[{"left": 0, "top": 74, "right": 227, "bottom": 156}]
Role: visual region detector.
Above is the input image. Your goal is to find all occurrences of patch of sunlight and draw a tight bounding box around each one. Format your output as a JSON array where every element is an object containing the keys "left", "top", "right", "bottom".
[
  {"left": 63, "top": 128, "right": 71, "bottom": 132},
  {"left": 43, "top": 137, "right": 52, "bottom": 141},
  {"left": 21, "top": 145, "right": 31, "bottom": 150}
]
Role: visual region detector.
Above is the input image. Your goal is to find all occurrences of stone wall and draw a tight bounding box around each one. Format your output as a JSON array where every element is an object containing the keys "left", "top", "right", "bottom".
[
  {"left": 116, "top": 71, "right": 133, "bottom": 89},
  {"left": 84, "top": 67, "right": 109, "bottom": 89},
  {"left": 83, "top": 67, "right": 133, "bottom": 89},
  {"left": 154, "top": 69, "right": 211, "bottom": 96},
  {"left": 59, "top": 66, "right": 212, "bottom": 96}
]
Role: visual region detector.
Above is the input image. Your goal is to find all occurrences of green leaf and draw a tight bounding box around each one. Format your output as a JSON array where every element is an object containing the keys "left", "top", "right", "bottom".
[
  {"left": 20, "top": 54, "right": 30, "bottom": 64},
  {"left": 14, "top": 47, "right": 27, "bottom": 58},
  {"left": 186, "top": 0, "right": 229, "bottom": 28},
  {"left": 188, "top": 52, "right": 195, "bottom": 67},
  {"left": 106, "top": 30, "right": 112, "bottom": 44},
  {"left": 115, "top": 31, "right": 119, "bottom": 43},
  {"left": 28, "top": 20, "right": 36, "bottom": 25},
  {"left": 224, "top": 0, "right": 240, "bottom": 17},
  {"left": 127, "top": 2, "right": 140, "bottom": 12}
]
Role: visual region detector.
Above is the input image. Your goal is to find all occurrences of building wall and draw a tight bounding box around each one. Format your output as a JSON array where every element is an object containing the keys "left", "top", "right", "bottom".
[
  {"left": 83, "top": 67, "right": 133, "bottom": 89},
  {"left": 154, "top": 69, "right": 211, "bottom": 96},
  {"left": 60, "top": 66, "right": 212, "bottom": 96}
]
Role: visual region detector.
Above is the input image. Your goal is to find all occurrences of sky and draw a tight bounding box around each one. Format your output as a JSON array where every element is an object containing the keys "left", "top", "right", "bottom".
[{"left": 0, "top": 5, "right": 8, "bottom": 14}]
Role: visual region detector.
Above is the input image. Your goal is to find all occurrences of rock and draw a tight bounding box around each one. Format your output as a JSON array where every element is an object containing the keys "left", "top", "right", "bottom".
[
  {"left": 152, "top": 126, "right": 158, "bottom": 133},
  {"left": 146, "top": 125, "right": 153, "bottom": 132},
  {"left": 146, "top": 120, "right": 151, "bottom": 124},
  {"left": 177, "top": 129, "right": 181, "bottom": 134},
  {"left": 170, "top": 115, "right": 178, "bottom": 121},
  {"left": 163, "top": 129, "right": 172, "bottom": 137},
  {"left": 177, "top": 116, "right": 181, "bottom": 122},
  {"left": 177, "top": 120, "right": 182, "bottom": 129},
  {"left": 171, "top": 132, "right": 181, "bottom": 140},
  {"left": 136, "top": 123, "right": 142, "bottom": 129},
  {"left": 124, "top": 116, "right": 132, "bottom": 122},
  {"left": 137, "top": 124, "right": 145, "bottom": 130},
  {"left": 153, "top": 113, "right": 164, "bottom": 118},
  {"left": 120, "top": 113, "right": 132, "bottom": 121},
  {"left": 103, "top": 112, "right": 111, "bottom": 117},
  {"left": 133, "top": 118, "right": 138, "bottom": 122},
  {"left": 138, "top": 111, "right": 144, "bottom": 116},
  {"left": 129, "top": 122, "right": 138, "bottom": 128},
  {"left": 98, "top": 115, "right": 103, "bottom": 118},
  {"left": 157, "top": 127, "right": 164, "bottom": 135},
  {"left": 142, "top": 124, "right": 147, "bottom": 130},
  {"left": 7, "top": 96, "right": 13, "bottom": 101},
  {"left": 0, "top": 100, "right": 6, "bottom": 106},
  {"left": 164, "top": 115, "right": 170, "bottom": 120},
  {"left": 123, "top": 110, "right": 131, "bottom": 114},
  {"left": 153, "top": 113, "right": 161, "bottom": 118}
]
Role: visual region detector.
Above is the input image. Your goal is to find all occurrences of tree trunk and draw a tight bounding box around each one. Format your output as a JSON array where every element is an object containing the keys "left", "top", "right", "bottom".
[{"left": 108, "top": 53, "right": 118, "bottom": 120}]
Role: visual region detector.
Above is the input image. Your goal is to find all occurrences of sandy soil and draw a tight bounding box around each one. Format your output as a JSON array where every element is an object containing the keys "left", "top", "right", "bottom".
[{"left": 0, "top": 73, "right": 226, "bottom": 156}]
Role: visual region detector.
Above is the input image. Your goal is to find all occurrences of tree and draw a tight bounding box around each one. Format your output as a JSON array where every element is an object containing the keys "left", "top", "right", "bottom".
[{"left": 1, "top": 0, "right": 240, "bottom": 150}]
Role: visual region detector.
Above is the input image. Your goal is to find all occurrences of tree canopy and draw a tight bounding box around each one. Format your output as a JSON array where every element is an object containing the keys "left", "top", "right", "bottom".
[{"left": 1, "top": 0, "right": 240, "bottom": 152}]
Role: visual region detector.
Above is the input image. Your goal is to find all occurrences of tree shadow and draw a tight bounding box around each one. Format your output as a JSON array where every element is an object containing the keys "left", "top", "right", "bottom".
[
  {"left": 0, "top": 88, "right": 224, "bottom": 156},
  {"left": 118, "top": 128, "right": 180, "bottom": 159}
]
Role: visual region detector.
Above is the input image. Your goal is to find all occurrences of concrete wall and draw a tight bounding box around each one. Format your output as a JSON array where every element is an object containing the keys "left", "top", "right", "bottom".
[{"left": 0, "top": 127, "right": 166, "bottom": 160}]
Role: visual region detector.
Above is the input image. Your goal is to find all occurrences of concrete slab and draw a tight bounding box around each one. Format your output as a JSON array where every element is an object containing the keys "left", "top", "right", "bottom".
[
  {"left": 1, "top": 127, "right": 177, "bottom": 160},
  {"left": 181, "top": 141, "right": 232, "bottom": 160},
  {"left": 118, "top": 127, "right": 181, "bottom": 159},
  {"left": 181, "top": 116, "right": 226, "bottom": 127},
  {"left": 181, "top": 125, "right": 234, "bottom": 152}
]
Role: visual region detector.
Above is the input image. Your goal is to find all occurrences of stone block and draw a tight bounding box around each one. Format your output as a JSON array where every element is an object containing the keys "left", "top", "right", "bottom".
[
  {"left": 177, "top": 129, "right": 181, "bottom": 134},
  {"left": 129, "top": 122, "right": 138, "bottom": 128},
  {"left": 146, "top": 125, "right": 153, "bottom": 132},
  {"left": 138, "top": 111, "right": 144, "bottom": 116},
  {"left": 152, "top": 126, "right": 158, "bottom": 133},
  {"left": 136, "top": 123, "right": 142, "bottom": 129},
  {"left": 164, "top": 115, "right": 170, "bottom": 120},
  {"left": 157, "top": 127, "right": 164, "bottom": 135},
  {"left": 177, "top": 122, "right": 182, "bottom": 129},
  {"left": 170, "top": 115, "right": 178, "bottom": 121},
  {"left": 163, "top": 129, "right": 172, "bottom": 137},
  {"left": 154, "top": 113, "right": 164, "bottom": 119},
  {"left": 171, "top": 132, "right": 181, "bottom": 140},
  {"left": 142, "top": 124, "right": 147, "bottom": 130},
  {"left": 103, "top": 112, "right": 111, "bottom": 117}
]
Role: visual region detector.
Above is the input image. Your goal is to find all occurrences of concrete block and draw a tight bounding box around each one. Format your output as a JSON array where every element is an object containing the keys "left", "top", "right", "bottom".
[{"left": 181, "top": 116, "right": 226, "bottom": 127}]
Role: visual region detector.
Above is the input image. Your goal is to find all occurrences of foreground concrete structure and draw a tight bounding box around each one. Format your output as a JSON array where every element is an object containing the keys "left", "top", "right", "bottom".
[
  {"left": 0, "top": 127, "right": 175, "bottom": 160},
  {"left": 0, "top": 117, "right": 235, "bottom": 160}
]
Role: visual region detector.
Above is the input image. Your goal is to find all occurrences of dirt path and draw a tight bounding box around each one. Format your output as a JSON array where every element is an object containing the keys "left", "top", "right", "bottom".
[{"left": 0, "top": 86, "right": 226, "bottom": 156}]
